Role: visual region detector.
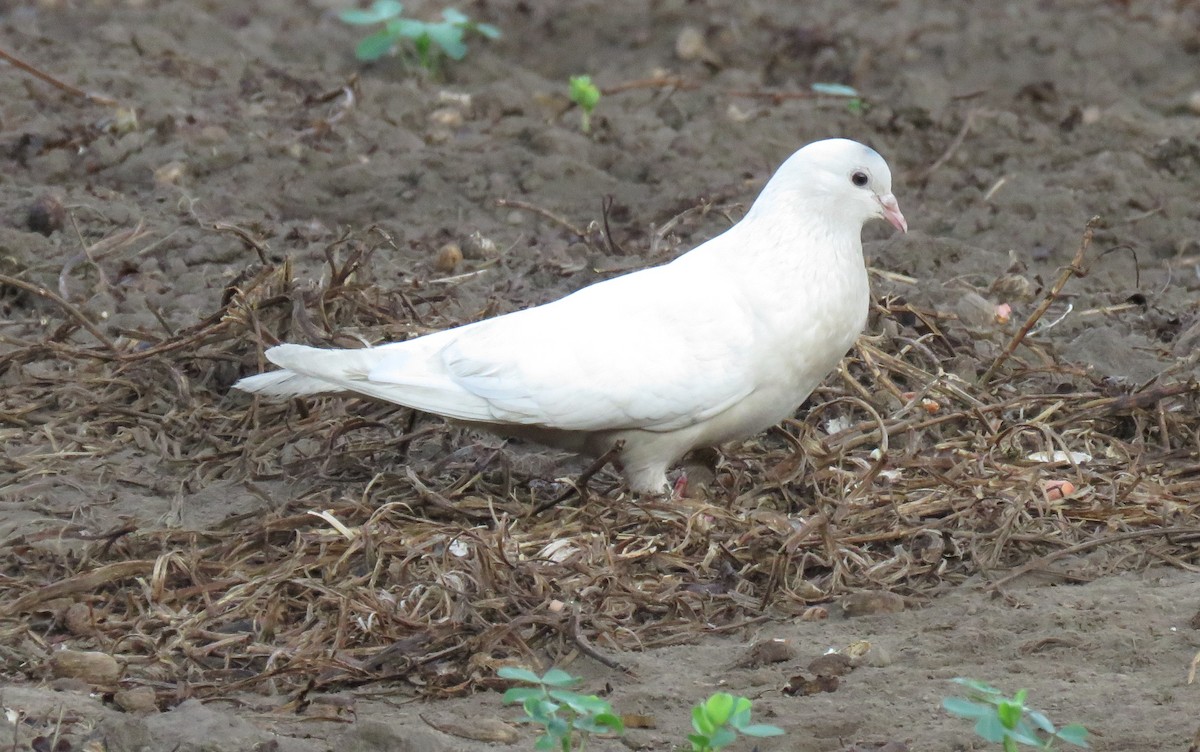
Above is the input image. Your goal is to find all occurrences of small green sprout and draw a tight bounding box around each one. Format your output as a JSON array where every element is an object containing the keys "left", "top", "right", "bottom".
[
  {"left": 811, "top": 82, "right": 866, "bottom": 116},
  {"left": 688, "top": 692, "right": 785, "bottom": 752},
  {"left": 943, "top": 678, "right": 1090, "bottom": 751},
  {"left": 568, "top": 75, "right": 601, "bottom": 133},
  {"left": 499, "top": 667, "right": 624, "bottom": 752},
  {"left": 339, "top": 1, "right": 500, "bottom": 70}
]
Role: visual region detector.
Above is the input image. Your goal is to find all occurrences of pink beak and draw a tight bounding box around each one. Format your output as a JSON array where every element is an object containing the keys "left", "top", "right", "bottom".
[{"left": 878, "top": 193, "right": 907, "bottom": 233}]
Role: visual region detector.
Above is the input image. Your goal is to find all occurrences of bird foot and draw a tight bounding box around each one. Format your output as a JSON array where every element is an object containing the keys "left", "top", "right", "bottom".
[{"left": 671, "top": 473, "right": 689, "bottom": 499}]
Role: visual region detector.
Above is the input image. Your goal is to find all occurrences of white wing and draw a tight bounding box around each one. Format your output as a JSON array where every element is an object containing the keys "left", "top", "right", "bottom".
[{"left": 353, "top": 256, "right": 760, "bottom": 432}]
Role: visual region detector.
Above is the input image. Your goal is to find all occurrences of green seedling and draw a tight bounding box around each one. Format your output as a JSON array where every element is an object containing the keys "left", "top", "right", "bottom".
[
  {"left": 568, "top": 75, "right": 601, "bottom": 133},
  {"left": 339, "top": 1, "right": 500, "bottom": 70},
  {"left": 688, "top": 692, "right": 784, "bottom": 752},
  {"left": 811, "top": 82, "right": 865, "bottom": 115},
  {"left": 499, "top": 667, "right": 624, "bottom": 752},
  {"left": 943, "top": 678, "right": 1090, "bottom": 751}
]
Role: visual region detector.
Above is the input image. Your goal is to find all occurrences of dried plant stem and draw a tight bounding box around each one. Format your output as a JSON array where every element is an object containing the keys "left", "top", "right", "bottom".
[
  {"left": 0, "top": 45, "right": 119, "bottom": 107},
  {"left": 980, "top": 216, "right": 1099, "bottom": 384},
  {"left": 0, "top": 272, "right": 123, "bottom": 357}
]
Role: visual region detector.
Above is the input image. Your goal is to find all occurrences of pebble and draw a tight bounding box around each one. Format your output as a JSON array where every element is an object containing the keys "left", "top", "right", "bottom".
[
  {"left": 840, "top": 590, "right": 906, "bottom": 616},
  {"left": 1188, "top": 91, "right": 1200, "bottom": 115},
  {"left": 48, "top": 649, "right": 121, "bottom": 685},
  {"left": 114, "top": 686, "right": 159, "bottom": 714},
  {"left": 434, "top": 243, "right": 463, "bottom": 274},
  {"left": 26, "top": 193, "right": 65, "bottom": 236}
]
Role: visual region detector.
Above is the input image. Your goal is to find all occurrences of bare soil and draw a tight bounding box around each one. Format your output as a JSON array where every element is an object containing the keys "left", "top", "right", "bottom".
[{"left": 2, "top": 1, "right": 1200, "bottom": 751}]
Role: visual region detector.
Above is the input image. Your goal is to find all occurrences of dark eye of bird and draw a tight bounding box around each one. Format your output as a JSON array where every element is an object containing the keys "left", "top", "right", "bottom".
[{"left": 851, "top": 171, "right": 869, "bottom": 187}]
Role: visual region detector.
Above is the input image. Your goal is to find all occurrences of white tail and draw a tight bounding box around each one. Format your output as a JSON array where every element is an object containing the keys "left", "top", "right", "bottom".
[{"left": 232, "top": 369, "right": 344, "bottom": 398}]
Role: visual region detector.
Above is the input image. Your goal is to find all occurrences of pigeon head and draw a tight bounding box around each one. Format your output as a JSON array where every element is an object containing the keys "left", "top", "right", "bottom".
[{"left": 749, "top": 138, "right": 907, "bottom": 234}]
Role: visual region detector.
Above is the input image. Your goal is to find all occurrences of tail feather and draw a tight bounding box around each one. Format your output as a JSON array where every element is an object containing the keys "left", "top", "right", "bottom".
[
  {"left": 233, "top": 369, "right": 345, "bottom": 397},
  {"left": 233, "top": 344, "right": 502, "bottom": 423}
]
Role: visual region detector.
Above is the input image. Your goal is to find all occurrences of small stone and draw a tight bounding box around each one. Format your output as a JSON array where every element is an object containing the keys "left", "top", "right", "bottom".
[
  {"left": 434, "top": 243, "right": 463, "bottom": 274},
  {"left": 462, "top": 231, "right": 499, "bottom": 259},
  {"left": 840, "top": 590, "right": 906, "bottom": 617},
  {"left": 196, "top": 125, "right": 229, "bottom": 145},
  {"left": 62, "top": 602, "right": 95, "bottom": 636},
  {"left": 48, "top": 649, "right": 121, "bottom": 685},
  {"left": 799, "top": 605, "right": 829, "bottom": 621},
  {"left": 153, "top": 161, "right": 187, "bottom": 187},
  {"left": 1188, "top": 91, "right": 1200, "bottom": 115},
  {"left": 675, "top": 26, "right": 720, "bottom": 66},
  {"left": 807, "top": 652, "right": 853, "bottom": 677},
  {"left": 428, "top": 108, "right": 464, "bottom": 128},
  {"left": 27, "top": 193, "right": 66, "bottom": 236},
  {"left": 990, "top": 272, "right": 1036, "bottom": 301},
  {"left": 114, "top": 686, "right": 158, "bottom": 714},
  {"left": 733, "top": 638, "right": 795, "bottom": 668}
]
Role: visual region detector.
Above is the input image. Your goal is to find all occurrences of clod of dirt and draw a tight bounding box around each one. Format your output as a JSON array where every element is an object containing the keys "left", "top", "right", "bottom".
[
  {"left": 800, "top": 605, "right": 829, "bottom": 621},
  {"left": 334, "top": 719, "right": 451, "bottom": 752},
  {"left": 841, "top": 742, "right": 910, "bottom": 752},
  {"left": 807, "top": 652, "right": 854, "bottom": 677},
  {"left": 461, "top": 231, "right": 499, "bottom": 259},
  {"left": 435, "top": 243, "right": 464, "bottom": 274},
  {"left": 675, "top": 26, "right": 721, "bottom": 67},
  {"left": 61, "top": 602, "right": 95, "bottom": 636},
  {"left": 48, "top": 649, "right": 121, "bottom": 685},
  {"left": 428, "top": 108, "right": 465, "bottom": 128},
  {"left": 782, "top": 672, "right": 839, "bottom": 696},
  {"left": 732, "top": 638, "right": 795, "bottom": 668},
  {"left": 841, "top": 591, "right": 906, "bottom": 617},
  {"left": 420, "top": 714, "right": 518, "bottom": 743},
  {"left": 26, "top": 193, "right": 65, "bottom": 236},
  {"left": 153, "top": 161, "right": 187, "bottom": 187},
  {"left": 113, "top": 686, "right": 158, "bottom": 715},
  {"left": 990, "top": 272, "right": 1037, "bottom": 302}
]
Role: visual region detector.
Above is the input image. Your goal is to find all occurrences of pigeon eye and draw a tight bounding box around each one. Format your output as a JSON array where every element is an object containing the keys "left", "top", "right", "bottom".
[{"left": 851, "top": 171, "right": 869, "bottom": 187}]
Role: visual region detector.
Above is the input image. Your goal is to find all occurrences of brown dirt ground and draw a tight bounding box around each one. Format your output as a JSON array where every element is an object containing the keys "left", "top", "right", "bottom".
[{"left": 3, "top": 1, "right": 1200, "bottom": 750}]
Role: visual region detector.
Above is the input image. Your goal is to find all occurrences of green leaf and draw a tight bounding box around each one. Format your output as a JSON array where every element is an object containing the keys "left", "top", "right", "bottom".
[
  {"left": 502, "top": 687, "right": 543, "bottom": 704},
  {"left": 339, "top": 0, "right": 403, "bottom": 25},
  {"left": 692, "top": 706, "right": 715, "bottom": 736},
  {"left": 473, "top": 22, "right": 501, "bottom": 39},
  {"left": 539, "top": 668, "right": 579, "bottom": 687},
  {"left": 1055, "top": 724, "right": 1090, "bottom": 748},
  {"left": 974, "top": 715, "right": 1007, "bottom": 743},
  {"left": 737, "top": 724, "right": 785, "bottom": 738},
  {"left": 687, "top": 733, "right": 711, "bottom": 752},
  {"left": 548, "top": 690, "right": 612, "bottom": 716},
  {"left": 498, "top": 667, "right": 544, "bottom": 684},
  {"left": 1026, "top": 709, "right": 1056, "bottom": 734},
  {"left": 534, "top": 734, "right": 557, "bottom": 751},
  {"left": 425, "top": 22, "right": 467, "bottom": 59},
  {"left": 703, "top": 693, "right": 735, "bottom": 727},
  {"left": 997, "top": 699, "right": 1023, "bottom": 729},
  {"left": 942, "top": 697, "right": 992, "bottom": 720},
  {"left": 524, "top": 697, "right": 559, "bottom": 722},
  {"left": 953, "top": 678, "right": 1002, "bottom": 697},
  {"left": 707, "top": 728, "right": 737, "bottom": 751},
  {"left": 592, "top": 712, "right": 624, "bottom": 734},
  {"left": 441, "top": 7, "right": 468, "bottom": 24},
  {"left": 387, "top": 17, "right": 427, "bottom": 39},
  {"left": 546, "top": 716, "right": 570, "bottom": 738},
  {"left": 728, "top": 711, "right": 748, "bottom": 731},
  {"left": 810, "top": 82, "right": 859, "bottom": 97},
  {"left": 354, "top": 30, "right": 395, "bottom": 60},
  {"left": 569, "top": 75, "right": 600, "bottom": 112},
  {"left": 1005, "top": 721, "right": 1044, "bottom": 747}
]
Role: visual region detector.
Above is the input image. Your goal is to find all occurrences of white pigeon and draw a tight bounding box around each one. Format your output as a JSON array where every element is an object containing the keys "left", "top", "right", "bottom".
[{"left": 234, "top": 138, "right": 906, "bottom": 493}]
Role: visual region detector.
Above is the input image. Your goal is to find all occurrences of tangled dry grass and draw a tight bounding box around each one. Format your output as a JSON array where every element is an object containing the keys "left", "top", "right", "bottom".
[{"left": 2, "top": 223, "right": 1199, "bottom": 702}]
